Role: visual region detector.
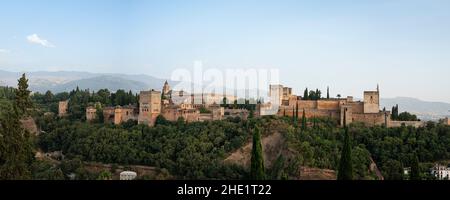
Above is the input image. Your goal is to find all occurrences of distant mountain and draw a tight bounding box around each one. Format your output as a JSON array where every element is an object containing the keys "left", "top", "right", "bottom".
[
  {"left": 0, "top": 70, "right": 175, "bottom": 94},
  {"left": 49, "top": 76, "right": 150, "bottom": 93},
  {"left": 381, "top": 97, "right": 450, "bottom": 121}
]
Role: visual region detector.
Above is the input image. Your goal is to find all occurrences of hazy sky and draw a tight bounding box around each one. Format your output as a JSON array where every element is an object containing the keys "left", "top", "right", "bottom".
[{"left": 1, "top": 0, "right": 450, "bottom": 102}]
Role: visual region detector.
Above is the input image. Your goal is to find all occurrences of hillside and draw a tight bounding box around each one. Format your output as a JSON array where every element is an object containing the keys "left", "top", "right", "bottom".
[{"left": 381, "top": 97, "right": 450, "bottom": 121}]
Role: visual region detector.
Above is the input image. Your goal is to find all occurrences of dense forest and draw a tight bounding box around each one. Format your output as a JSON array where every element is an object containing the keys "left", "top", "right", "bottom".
[{"left": 1, "top": 74, "right": 450, "bottom": 180}]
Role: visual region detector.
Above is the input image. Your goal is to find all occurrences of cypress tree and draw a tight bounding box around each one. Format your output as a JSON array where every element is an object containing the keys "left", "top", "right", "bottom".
[
  {"left": 292, "top": 106, "right": 296, "bottom": 126},
  {"left": 313, "top": 116, "right": 317, "bottom": 129},
  {"left": 301, "top": 109, "right": 307, "bottom": 130},
  {"left": 327, "top": 86, "right": 330, "bottom": 99},
  {"left": 303, "top": 88, "right": 309, "bottom": 100},
  {"left": 410, "top": 155, "right": 420, "bottom": 180},
  {"left": 15, "top": 73, "right": 33, "bottom": 116},
  {"left": 338, "top": 112, "right": 353, "bottom": 180},
  {"left": 337, "top": 127, "right": 353, "bottom": 180},
  {"left": 250, "top": 126, "right": 265, "bottom": 180}
]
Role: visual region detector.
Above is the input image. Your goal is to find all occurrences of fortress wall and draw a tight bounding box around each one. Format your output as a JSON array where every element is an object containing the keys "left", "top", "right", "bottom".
[
  {"left": 120, "top": 108, "right": 138, "bottom": 123},
  {"left": 183, "top": 111, "right": 200, "bottom": 122},
  {"left": 162, "top": 109, "right": 179, "bottom": 121},
  {"left": 297, "top": 100, "right": 317, "bottom": 109},
  {"left": 317, "top": 100, "right": 340, "bottom": 110},
  {"left": 348, "top": 102, "right": 364, "bottom": 113},
  {"left": 389, "top": 121, "right": 425, "bottom": 128},
  {"left": 280, "top": 108, "right": 340, "bottom": 120},
  {"left": 352, "top": 113, "right": 386, "bottom": 126}
]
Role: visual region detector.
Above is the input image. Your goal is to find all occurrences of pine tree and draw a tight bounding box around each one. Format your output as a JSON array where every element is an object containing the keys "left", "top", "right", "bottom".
[
  {"left": 0, "top": 100, "right": 33, "bottom": 179},
  {"left": 338, "top": 112, "right": 353, "bottom": 180},
  {"left": 250, "top": 126, "right": 265, "bottom": 180},
  {"left": 14, "top": 73, "right": 33, "bottom": 116},
  {"left": 410, "top": 154, "right": 420, "bottom": 180}
]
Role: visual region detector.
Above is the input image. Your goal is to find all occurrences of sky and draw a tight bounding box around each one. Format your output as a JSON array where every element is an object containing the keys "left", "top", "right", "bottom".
[{"left": 0, "top": 0, "right": 450, "bottom": 102}]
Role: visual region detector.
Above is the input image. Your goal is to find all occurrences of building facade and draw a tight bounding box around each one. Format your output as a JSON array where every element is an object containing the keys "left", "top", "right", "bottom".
[
  {"left": 86, "top": 106, "right": 97, "bottom": 122},
  {"left": 262, "top": 84, "right": 424, "bottom": 128},
  {"left": 431, "top": 164, "right": 450, "bottom": 180},
  {"left": 58, "top": 100, "right": 69, "bottom": 117},
  {"left": 138, "top": 90, "right": 162, "bottom": 126}
]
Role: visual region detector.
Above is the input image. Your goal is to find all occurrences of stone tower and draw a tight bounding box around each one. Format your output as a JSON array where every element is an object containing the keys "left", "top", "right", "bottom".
[
  {"left": 138, "top": 90, "right": 161, "bottom": 126},
  {"left": 58, "top": 100, "right": 69, "bottom": 117},
  {"left": 162, "top": 80, "right": 171, "bottom": 97},
  {"left": 363, "top": 86, "right": 380, "bottom": 114}
]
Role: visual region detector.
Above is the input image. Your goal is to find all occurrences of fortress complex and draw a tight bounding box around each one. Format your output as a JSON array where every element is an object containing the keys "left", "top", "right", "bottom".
[
  {"left": 137, "top": 81, "right": 239, "bottom": 127},
  {"left": 264, "top": 84, "right": 424, "bottom": 128},
  {"left": 59, "top": 81, "right": 425, "bottom": 128}
]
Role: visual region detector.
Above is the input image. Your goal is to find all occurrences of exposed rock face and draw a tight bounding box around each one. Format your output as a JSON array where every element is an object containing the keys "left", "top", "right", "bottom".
[{"left": 224, "top": 131, "right": 285, "bottom": 169}]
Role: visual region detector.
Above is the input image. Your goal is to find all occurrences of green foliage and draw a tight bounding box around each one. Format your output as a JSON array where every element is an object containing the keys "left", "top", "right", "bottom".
[
  {"left": 0, "top": 99, "right": 34, "bottom": 180},
  {"left": 382, "top": 159, "right": 404, "bottom": 180},
  {"left": 30, "top": 88, "right": 138, "bottom": 119},
  {"left": 31, "top": 160, "right": 65, "bottom": 180},
  {"left": 250, "top": 126, "right": 265, "bottom": 180},
  {"left": 155, "top": 115, "right": 170, "bottom": 126},
  {"left": 221, "top": 98, "right": 256, "bottom": 111},
  {"left": 38, "top": 118, "right": 252, "bottom": 179},
  {"left": 269, "top": 155, "right": 286, "bottom": 180},
  {"left": 97, "top": 170, "right": 112, "bottom": 180},
  {"left": 397, "top": 112, "right": 419, "bottom": 121},
  {"left": 301, "top": 109, "right": 307, "bottom": 130},
  {"left": 391, "top": 105, "right": 418, "bottom": 121},
  {"left": 303, "top": 88, "right": 309, "bottom": 100},
  {"left": 96, "top": 107, "right": 104, "bottom": 123},
  {"left": 391, "top": 104, "right": 399, "bottom": 120},
  {"left": 303, "top": 88, "right": 322, "bottom": 100},
  {"left": 0, "top": 86, "right": 16, "bottom": 100},
  {"left": 199, "top": 107, "right": 211, "bottom": 114},
  {"left": 327, "top": 87, "right": 330, "bottom": 99},
  {"left": 15, "top": 73, "right": 33, "bottom": 116},
  {"left": 410, "top": 155, "right": 421, "bottom": 180},
  {"left": 337, "top": 128, "right": 353, "bottom": 180}
]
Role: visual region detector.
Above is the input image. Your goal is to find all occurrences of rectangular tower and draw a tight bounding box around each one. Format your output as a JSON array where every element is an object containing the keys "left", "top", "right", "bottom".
[
  {"left": 58, "top": 100, "right": 69, "bottom": 117},
  {"left": 138, "top": 90, "right": 161, "bottom": 126},
  {"left": 363, "top": 91, "right": 380, "bottom": 114}
]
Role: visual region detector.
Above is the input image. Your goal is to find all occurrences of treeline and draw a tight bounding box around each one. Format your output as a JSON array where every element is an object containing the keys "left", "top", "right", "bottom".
[
  {"left": 220, "top": 98, "right": 258, "bottom": 111},
  {"left": 32, "top": 88, "right": 139, "bottom": 120},
  {"left": 391, "top": 104, "right": 419, "bottom": 121},
  {"left": 0, "top": 86, "right": 16, "bottom": 100},
  {"left": 302, "top": 88, "right": 328, "bottom": 100}
]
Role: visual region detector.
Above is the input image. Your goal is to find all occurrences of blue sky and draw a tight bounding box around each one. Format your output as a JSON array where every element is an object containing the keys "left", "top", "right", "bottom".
[{"left": 1, "top": 0, "right": 450, "bottom": 102}]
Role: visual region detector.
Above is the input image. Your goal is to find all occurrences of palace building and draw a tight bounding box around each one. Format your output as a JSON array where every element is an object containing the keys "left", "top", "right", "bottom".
[{"left": 261, "top": 84, "right": 424, "bottom": 128}]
